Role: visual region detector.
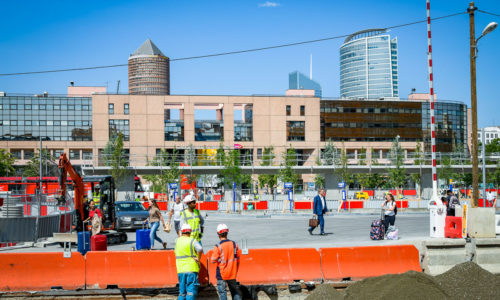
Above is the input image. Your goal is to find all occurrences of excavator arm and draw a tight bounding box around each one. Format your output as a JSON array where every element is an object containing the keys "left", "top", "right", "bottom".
[{"left": 57, "top": 153, "right": 85, "bottom": 224}]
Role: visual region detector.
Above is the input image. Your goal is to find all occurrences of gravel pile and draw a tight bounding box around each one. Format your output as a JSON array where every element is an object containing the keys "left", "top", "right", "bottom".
[
  {"left": 305, "top": 284, "right": 344, "bottom": 300},
  {"left": 435, "top": 262, "right": 500, "bottom": 299}
]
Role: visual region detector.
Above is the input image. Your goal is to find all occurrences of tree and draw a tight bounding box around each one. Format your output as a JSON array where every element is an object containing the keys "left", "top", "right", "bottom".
[
  {"left": 358, "top": 147, "right": 367, "bottom": 165},
  {"left": 0, "top": 149, "right": 15, "bottom": 176},
  {"left": 411, "top": 141, "right": 424, "bottom": 200},
  {"left": 438, "top": 155, "right": 454, "bottom": 186},
  {"left": 279, "top": 147, "right": 300, "bottom": 186},
  {"left": 387, "top": 137, "right": 407, "bottom": 196},
  {"left": 258, "top": 147, "right": 277, "bottom": 195},
  {"left": 144, "top": 148, "right": 181, "bottom": 194},
  {"left": 215, "top": 142, "right": 226, "bottom": 166},
  {"left": 220, "top": 150, "right": 242, "bottom": 187},
  {"left": 355, "top": 173, "right": 371, "bottom": 192},
  {"left": 371, "top": 148, "right": 380, "bottom": 166},
  {"left": 107, "top": 133, "right": 129, "bottom": 186},
  {"left": 323, "top": 139, "right": 337, "bottom": 165},
  {"left": 335, "top": 143, "right": 353, "bottom": 190},
  {"left": 23, "top": 149, "right": 57, "bottom": 177},
  {"left": 314, "top": 174, "right": 325, "bottom": 189},
  {"left": 185, "top": 144, "right": 197, "bottom": 166},
  {"left": 485, "top": 138, "right": 500, "bottom": 154}
]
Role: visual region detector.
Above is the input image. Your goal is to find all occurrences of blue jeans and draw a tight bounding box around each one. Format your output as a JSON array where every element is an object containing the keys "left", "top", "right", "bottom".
[
  {"left": 309, "top": 214, "right": 325, "bottom": 234},
  {"left": 149, "top": 221, "right": 164, "bottom": 247},
  {"left": 178, "top": 272, "right": 199, "bottom": 300},
  {"left": 217, "top": 279, "right": 242, "bottom": 300}
]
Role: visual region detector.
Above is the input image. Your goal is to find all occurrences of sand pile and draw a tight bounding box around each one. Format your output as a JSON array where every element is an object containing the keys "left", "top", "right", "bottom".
[
  {"left": 435, "top": 262, "right": 500, "bottom": 299},
  {"left": 305, "top": 284, "right": 344, "bottom": 300}
]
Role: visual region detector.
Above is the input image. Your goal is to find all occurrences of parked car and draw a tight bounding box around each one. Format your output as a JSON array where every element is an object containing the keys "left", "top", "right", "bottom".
[{"left": 114, "top": 201, "right": 149, "bottom": 231}]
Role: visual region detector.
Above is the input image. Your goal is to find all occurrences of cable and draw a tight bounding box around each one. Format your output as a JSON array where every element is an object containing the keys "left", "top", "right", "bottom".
[
  {"left": 0, "top": 11, "right": 466, "bottom": 77},
  {"left": 478, "top": 9, "right": 500, "bottom": 17}
]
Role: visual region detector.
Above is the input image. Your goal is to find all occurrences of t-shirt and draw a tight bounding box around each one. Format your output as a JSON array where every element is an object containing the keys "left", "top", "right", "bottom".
[
  {"left": 172, "top": 202, "right": 185, "bottom": 221},
  {"left": 148, "top": 207, "right": 162, "bottom": 223},
  {"left": 89, "top": 208, "right": 102, "bottom": 218},
  {"left": 384, "top": 201, "right": 396, "bottom": 216}
]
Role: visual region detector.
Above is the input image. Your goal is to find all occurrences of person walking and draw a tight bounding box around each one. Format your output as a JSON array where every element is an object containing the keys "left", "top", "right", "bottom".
[
  {"left": 169, "top": 195, "right": 185, "bottom": 236},
  {"left": 210, "top": 224, "right": 242, "bottom": 300},
  {"left": 144, "top": 198, "right": 167, "bottom": 249},
  {"left": 381, "top": 193, "right": 396, "bottom": 230},
  {"left": 446, "top": 190, "right": 460, "bottom": 216},
  {"left": 175, "top": 224, "right": 203, "bottom": 300},
  {"left": 181, "top": 194, "right": 204, "bottom": 244},
  {"left": 83, "top": 200, "right": 103, "bottom": 236},
  {"left": 486, "top": 190, "right": 496, "bottom": 207},
  {"left": 308, "top": 189, "right": 328, "bottom": 235}
]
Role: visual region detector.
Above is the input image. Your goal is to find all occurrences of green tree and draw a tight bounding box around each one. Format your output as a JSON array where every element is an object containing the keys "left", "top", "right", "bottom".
[
  {"left": 220, "top": 149, "right": 242, "bottom": 187},
  {"left": 355, "top": 173, "right": 371, "bottom": 192},
  {"left": 279, "top": 147, "right": 300, "bottom": 186},
  {"left": 358, "top": 147, "right": 367, "bottom": 165},
  {"left": 0, "top": 149, "right": 15, "bottom": 176},
  {"left": 335, "top": 143, "right": 353, "bottom": 189},
  {"left": 438, "top": 155, "right": 454, "bottom": 185},
  {"left": 258, "top": 147, "right": 277, "bottom": 194},
  {"left": 215, "top": 142, "right": 226, "bottom": 166},
  {"left": 314, "top": 174, "right": 325, "bottom": 189},
  {"left": 144, "top": 148, "right": 181, "bottom": 193},
  {"left": 323, "top": 139, "right": 337, "bottom": 165},
  {"left": 387, "top": 137, "right": 407, "bottom": 195},
  {"left": 371, "top": 148, "right": 380, "bottom": 166},
  {"left": 23, "top": 149, "right": 57, "bottom": 177},
  {"left": 107, "top": 133, "right": 129, "bottom": 186},
  {"left": 485, "top": 138, "right": 500, "bottom": 153},
  {"left": 411, "top": 141, "right": 424, "bottom": 200}
]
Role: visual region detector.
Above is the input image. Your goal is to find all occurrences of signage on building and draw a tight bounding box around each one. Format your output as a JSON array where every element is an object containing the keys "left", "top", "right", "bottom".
[{"left": 234, "top": 144, "right": 243, "bottom": 149}]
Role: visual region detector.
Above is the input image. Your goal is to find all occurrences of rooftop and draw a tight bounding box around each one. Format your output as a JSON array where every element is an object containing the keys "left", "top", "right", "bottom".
[{"left": 130, "top": 39, "right": 166, "bottom": 57}]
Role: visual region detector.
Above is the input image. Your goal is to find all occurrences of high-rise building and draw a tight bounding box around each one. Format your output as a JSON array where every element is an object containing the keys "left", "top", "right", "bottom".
[
  {"left": 340, "top": 29, "right": 398, "bottom": 99},
  {"left": 288, "top": 71, "right": 322, "bottom": 97},
  {"left": 128, "top": 39, "right": 170, "bottom": 95}
]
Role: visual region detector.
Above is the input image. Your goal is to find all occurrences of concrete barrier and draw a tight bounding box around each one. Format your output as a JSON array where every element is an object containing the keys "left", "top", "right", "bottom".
[
  {"left": 472, "top": 238, "right": 500, "bottom": 274},
  {"left": 421, "top": 238, "right": 468, "bottom": 275},
  {"left": 495, "top": 215, "right": 500, "bottom": 235},
  {"left": 467, "top": 207, "right": 496, "bottom": 238}
]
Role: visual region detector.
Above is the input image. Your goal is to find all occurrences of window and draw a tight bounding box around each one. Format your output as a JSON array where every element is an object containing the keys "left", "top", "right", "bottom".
[
  {"left": 109, "top": 119, "right": 130, "bottom": 141},
  {"left": 11, "top": 149, "right": 22, "bottom": 159},
  {"left": 257, "top": 148, "right": 263, "bottom": 159},
  {"left": 82, "top": 150, "right": 92, "bottom": 160},
  {"left": 69, "top": 150, "right": 80, "bottom": 160},
  {"left": 287, "top": 121, "right": 305, "bottom": 141},
  {"left": 23, "top": 149, "right": 34, "bottom": 160},
  {"left": 124, "top": 104, "right": 129, "bottom": 115},
  {"left": 53, "top": 149, "right": 64, "bottom": 158},
  {"left": 286, "top": 105, "right": 291, "bottom": 116},
  {"left": 109, "top": 103, "right": 114, "bottom": 115},
  {"left": 300, "top": 105, "right": 305, "bottom": 116}
]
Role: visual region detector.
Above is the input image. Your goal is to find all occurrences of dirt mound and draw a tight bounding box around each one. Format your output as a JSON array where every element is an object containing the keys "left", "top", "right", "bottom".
[
  {"left": 344, "top": 271, "right": 450, "bottom": 300},
  {"left": 436, "top": 262, "right": 500, "bottom": 299},
  {"left": 305, "top": 284, "right": 344, "bottom": 300}
]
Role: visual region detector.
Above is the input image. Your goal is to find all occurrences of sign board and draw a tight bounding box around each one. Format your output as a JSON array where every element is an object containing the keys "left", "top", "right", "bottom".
[
  {"left": 342, "top": 190, "right": 346, "bottom": 201},
  {"left": 462, "top": 204, "right": 468, "bottom": 238},
  {"left": 288, "top": 190, "right": 293, "bottom": 201},
  {"left": 284, "top": 182, "right": 293, "bottom": 189},
  {"left": 338, "top": 182, "right": 345, "bottom": 188},
  {"left": 449, "top": 184, "right": 453, "bottom": 192},
  {"left": 234, "top": 144, "right": 243, "bottom": 149},
  {"left": 169, "top": 183, "right": 178, "bottom": 190}
]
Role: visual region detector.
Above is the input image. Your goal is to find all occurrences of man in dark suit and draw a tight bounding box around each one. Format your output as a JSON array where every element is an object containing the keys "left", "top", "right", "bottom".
[{"left": 308, "top": 188, "right": 327, "bottom": 235}]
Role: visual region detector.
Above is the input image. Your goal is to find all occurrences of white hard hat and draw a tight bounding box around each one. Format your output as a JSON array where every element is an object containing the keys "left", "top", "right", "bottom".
[
  {"left": 217, "top": 223, "right": 229, "bottom": 234},
  {"left": 181, "top": 223, "right": 192, "bottom": 233},
  {"left": 183, "top": 195, "right": 194, "bottom": 204}
]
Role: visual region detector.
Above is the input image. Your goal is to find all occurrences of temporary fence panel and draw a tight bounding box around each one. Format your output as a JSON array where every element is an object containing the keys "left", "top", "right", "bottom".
[{"left": 0, "top": 252, "right": 86, "bottom": 291}]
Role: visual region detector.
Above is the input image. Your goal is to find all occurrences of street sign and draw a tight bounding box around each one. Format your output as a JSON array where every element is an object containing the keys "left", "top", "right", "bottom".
[
  {"left": 169, "top": 183, "right": 178, "bottom": 189},
  {"left": 342, "top": 190, "right": 346, "bottom": 200},
  {"left": 284, "top": 182, "right": 293, "bottom": 189},
  {"left": 338, "top": 182, "right": 345, "bottom": 188},
  {"left": 288, "top": 190, "right": 293, "bottom": 201}
]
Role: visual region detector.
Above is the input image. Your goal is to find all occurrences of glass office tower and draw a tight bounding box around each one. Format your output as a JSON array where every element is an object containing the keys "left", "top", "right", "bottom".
[
  {"left": 289, "top": 71, "right": 322, "bottom": 97},
  {"left": 340, "top": 29, "right": 398, "bottom": 99}
]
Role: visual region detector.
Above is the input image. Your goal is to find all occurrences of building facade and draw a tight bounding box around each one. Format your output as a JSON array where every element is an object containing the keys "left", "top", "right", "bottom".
[
  {"left": 478, "top": 126, "right": 500, "bottom": 145},
  {"left": 288, "top": 71, "right": 322, "bottom": 97},
  {"left": 340, "top": 29, "right": 398, "bottom": 99},
  {"left": 128, "top": 39, "right": 170, "bottom": 95}
]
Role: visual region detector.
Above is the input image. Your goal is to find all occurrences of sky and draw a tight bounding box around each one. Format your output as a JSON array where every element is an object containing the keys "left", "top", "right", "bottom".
[{"left": 1, "top": 0, "right": 500, "bottom": 127}]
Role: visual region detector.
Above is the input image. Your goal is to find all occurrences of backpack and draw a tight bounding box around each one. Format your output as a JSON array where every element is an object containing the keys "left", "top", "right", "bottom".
[{"left": 394, "top": 201, "right": 398, "bottom": 215}]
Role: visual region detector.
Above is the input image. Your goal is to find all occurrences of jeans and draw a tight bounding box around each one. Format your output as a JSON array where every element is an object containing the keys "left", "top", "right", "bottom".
[
  {"left": 309, "top": 214, "right": 325, "bottom": 234},
  {"left": 217, "top": 279, "right": 242, "bottom": 300},
  {"left": 384, "top": 215, "right": 395, "bottom": 231},
  {"left": 149, "top": 221, "right": 164, "bottom": 247},
  {"left": 178, "top": 272, "right": 199, "bottom": 300}
]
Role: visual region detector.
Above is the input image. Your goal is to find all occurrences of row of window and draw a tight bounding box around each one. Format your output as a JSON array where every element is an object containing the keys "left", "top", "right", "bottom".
[
  {"left": 0, "top": 104, "right": 90, "bottom": 111},
  {"left": 9, "top": 149, "right": 92, "bottom": 160},
  {"left": 109, "top": 103, "right": 129, "bottom": 115},
  {"left": 286, "top": 105, "right": 306, "bottom": 116}
]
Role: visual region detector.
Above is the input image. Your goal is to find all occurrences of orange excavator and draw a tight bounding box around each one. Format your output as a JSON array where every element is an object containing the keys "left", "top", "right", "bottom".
[{"left": 54, "top": 153, "right": 127, "bottom": 244}]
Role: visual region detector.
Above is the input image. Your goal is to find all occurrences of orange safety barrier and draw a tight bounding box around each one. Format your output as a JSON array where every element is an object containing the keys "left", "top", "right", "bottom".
[
  {"left": 294, "top": 201, "right": 313, "bottom": 210},
  {"left": 207, "top": 248, "right": 322, "bottom": 285},
  {"left": 343, "top": 201, "right": 364, "bottom": 209},
  {"left": 319, "top": 245, "right": 421, "bottom": 281},
  {"left": 85, "top": 251, "right": 208, "bottom": 289},
  {"left": 196, "top": 201, "right": 218, "bottom": 210},
  {"left": 255, "top": 201, "right": 268, "bottom": 210},
  {"left": 445, "top": 216, "right": 462, "bottom": 238},
  {"left": 396, "top": 200, "right": 408, "bottom": 208},
  {"left": 478, "top": 199, "right": 496, "bottom": 207},
  {"left": 0, "top": 252, "right": 86, "bottom": 291}
]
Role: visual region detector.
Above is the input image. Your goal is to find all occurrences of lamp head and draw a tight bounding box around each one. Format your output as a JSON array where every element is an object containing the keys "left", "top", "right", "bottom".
[{"left": 482, "top": 22, "right": 498, "bottom": 37}]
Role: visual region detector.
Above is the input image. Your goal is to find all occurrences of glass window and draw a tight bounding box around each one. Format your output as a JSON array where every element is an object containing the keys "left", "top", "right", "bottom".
[
  {"left": 109, "top": 119, "right": 130, "bottom": 141},
  {"left": 23, "top": 149, "right": 34, "bottom": 160},
  {"left": 69, "top": 149, "right": 80, "bottom": 160},
  {"left": 11, "top": 149, "right": 22, "bottom": 159},
  {"left": 286, "top": 105, "right": 291, "bottom": 116},
  {"left": 257, "top": 148, "right": 262, "bottom": 159},
  {"left": 109, "top": 103, "right": 114, "bottom": 115},
  {"left": 124, "top": 104, "right": 129, "bottom": 115},
  {"left": 300, "top": 105, "right": 305, "bottom": 116},
  {"left": 53, "top": 149, "right": 64, "bottom": 158},
  {"left": 287, "top": 121, "right": 305, "bottom": 141},
  {"left": 82, "top": 150, "right": 92, "bottom": 160}
]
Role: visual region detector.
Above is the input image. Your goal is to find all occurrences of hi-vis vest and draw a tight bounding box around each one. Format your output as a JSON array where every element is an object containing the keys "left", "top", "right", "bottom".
[
  {"left": 93, "top": 192, "right": 100, "bottom": 205},
  {"left": 175, "top": 236, "right": 199, "bottom": 273},
  {"left": 181, "top": 209, "right": 201, "bottom": 241}
]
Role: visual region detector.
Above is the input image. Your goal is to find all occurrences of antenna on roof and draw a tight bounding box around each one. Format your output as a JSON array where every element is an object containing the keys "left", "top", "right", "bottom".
[{"left": 116, "top": 80, "right": 120, "bottom": 94}]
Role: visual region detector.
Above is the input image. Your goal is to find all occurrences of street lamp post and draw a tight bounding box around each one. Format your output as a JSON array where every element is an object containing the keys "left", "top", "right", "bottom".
[{"left": 468, "top": 1, "right": 497, "bottom": 207}]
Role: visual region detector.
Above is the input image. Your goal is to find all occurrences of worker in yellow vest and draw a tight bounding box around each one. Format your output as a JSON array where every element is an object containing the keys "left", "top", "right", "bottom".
[
  {"left": 180, "top": 194, "right": 204, "bottom": 244},
  {"left": 175, "top": 223, "right": 203, "bottom": 300},
  {"left": 93, "top": 185, "right": 101, "bottom": 206}
]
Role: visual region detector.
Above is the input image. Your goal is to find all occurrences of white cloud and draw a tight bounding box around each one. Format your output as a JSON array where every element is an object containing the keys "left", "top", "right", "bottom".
[{"left": 259, "top": 1, "right": 280, "bottom": 7}]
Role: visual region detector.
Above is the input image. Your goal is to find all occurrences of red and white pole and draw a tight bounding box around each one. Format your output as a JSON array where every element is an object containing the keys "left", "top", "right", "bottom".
[{"left": 427, "top": 0, "right": 439, "bottom": 202}]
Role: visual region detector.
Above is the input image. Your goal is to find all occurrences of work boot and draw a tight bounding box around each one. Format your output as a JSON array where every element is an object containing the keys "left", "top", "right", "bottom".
[{"left": 308, "top": 228, "right": 313, "bottom": 235}]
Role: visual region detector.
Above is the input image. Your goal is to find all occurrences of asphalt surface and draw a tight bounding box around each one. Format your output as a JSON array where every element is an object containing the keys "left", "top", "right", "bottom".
[{"left": 3, "top": 212, "right": 429, "bottom": 253}]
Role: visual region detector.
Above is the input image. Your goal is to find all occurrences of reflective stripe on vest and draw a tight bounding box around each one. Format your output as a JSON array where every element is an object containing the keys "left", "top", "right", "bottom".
[
  {"left": 175, "top": 236, "right": 199, "bottom": 273},
  {"left": 182, "top": 209, "right": 201, "bottom": 241},
  {"left": 215, "top": 241, "right": 238, "bottom": 264}
]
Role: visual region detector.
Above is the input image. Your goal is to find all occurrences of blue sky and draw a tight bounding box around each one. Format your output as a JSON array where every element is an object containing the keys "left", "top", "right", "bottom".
[{"left": 1, "top": 0, "right": 499, "bottom": 127}]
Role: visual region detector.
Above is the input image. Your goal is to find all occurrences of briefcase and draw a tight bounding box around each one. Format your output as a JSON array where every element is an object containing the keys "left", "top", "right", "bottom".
[{"left": 309, "top": 216, "right": 319, "bottom": 228}]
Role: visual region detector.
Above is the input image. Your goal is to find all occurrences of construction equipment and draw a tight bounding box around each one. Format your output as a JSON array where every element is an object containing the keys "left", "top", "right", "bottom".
[{"left": 53, "top": 153, "right": 127, "bottom": 245}]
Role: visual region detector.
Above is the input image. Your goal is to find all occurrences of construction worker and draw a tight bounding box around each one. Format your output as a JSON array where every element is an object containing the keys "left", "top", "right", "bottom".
[
  {"left": 210, "top": 224, "right": 242, "bottom": 300},
  {"left": 180, "top": 194, "right": 204, "bottom": 244},
  {"left": 175, "top": 223, "right": 203, "bottom": 300},
  {"left": 93, "top": 185, "right": 101, "bottom": 207}
]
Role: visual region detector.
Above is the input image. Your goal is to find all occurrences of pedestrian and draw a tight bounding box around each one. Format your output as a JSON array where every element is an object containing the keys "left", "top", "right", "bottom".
[
  {"left": 446, "top": 190, "right": 460, "bottom": 216},
  {"left": 180, "top": 194, "right": 204, "bottom": 244},
  {"left": 486, "top": 190, "right": 496, "bottom": 207},
  {"left": 175, "top": 224, "right": 203, "bottom": 300},
  {"left": 169, "top": 195, "right": 185, "bottom": 236},
  {"left": 144, "top": 198, "right": 167, "bottom": 249},
  {"left": 308, "top": 188, "right": 328, "bottom": 235},
  {"left": 83, "top": 200, "right": 103, "bottom": 235},
  {"left": 381, "top": 193, "right": 396, "bottom": 230},
  {"left": 210, "top": 224, "right": 242, "bottom": 300}
]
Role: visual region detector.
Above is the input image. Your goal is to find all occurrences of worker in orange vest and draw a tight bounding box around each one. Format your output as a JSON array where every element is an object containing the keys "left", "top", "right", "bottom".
[{"left": 210, "top": 224, "right": 242, "bottom": 300}]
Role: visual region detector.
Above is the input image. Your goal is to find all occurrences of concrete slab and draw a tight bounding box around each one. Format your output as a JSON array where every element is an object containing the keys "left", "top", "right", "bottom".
[
  {"left": 468, "top": 207, "right": 496, "bottom": 238},
  {"left": 422, "top": 238, "right": 468, "bottom": 276},
  {"left": 473, "top": 237, "right": 500, "bottom": 274}
]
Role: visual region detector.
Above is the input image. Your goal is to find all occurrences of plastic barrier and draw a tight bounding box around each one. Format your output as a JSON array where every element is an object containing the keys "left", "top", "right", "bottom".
[
  {"left": 85, "top": 251, "right": 208, "bottom": 289},
  {"left": 196, "top": 201, "right": 218, "bottom": 211},
  {"left": 319, "top": 245, "right": 421, "bottom": 281},
  {"left": 255, "top": 201, "right": 268, "bottom": 210},
  {"left": 445, "top": 216, "right": 462, "bottom": 238},
  {"left": 0, "top": 252, "right": 86, "bottom": 291},
  {"left": 478, "top": 199, "right": 495, "bottom": 207},
  {"left": 294, "top": 201, "right": 313, "bottom": 210},
  {"left": 403, "top": 190, "right": 417, "bottom": 196},
  {"left": 207, "top": 248, "right": 322, "bottom": 285},
  {"left": 143, "top": 201, "right": 168, "bottom": 210},
  {"left": 213, "top": 194, "right": 222, "bottom": 201},
  {"left": 344, "top": 201, "right": 364, "bottom": 209},
  {"left": 396, "top": 200, "right": 408, "bottom": 208}
]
